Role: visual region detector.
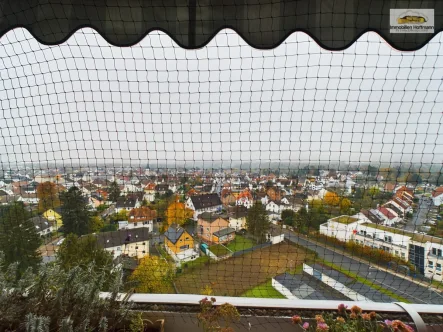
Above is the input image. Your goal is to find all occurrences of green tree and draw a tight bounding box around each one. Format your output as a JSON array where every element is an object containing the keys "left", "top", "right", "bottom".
[
  {"left": 293, "top": 207, "right": 309, "bottom": 230},
  {"left": 89, "top": 215, "right": 105, "bottom": 233},
  {"left": 368, "top": 186, "right": 380, "bottom": 196},
  {"left": 246, "top": 202, "right": 270, "bottom": 244},
  {"left": 406, "top": 173, "right": 423, "bottom": 184},
  {"left": 60, "top": 187, "right": 91, "bottom": 236},
  {"left": 108, "top": 181, "right": 121, "bottom": 202},
  {"left": 281, "top": 209, "right": 297, "bottom": 226},
  {"left": 96, "top": 204, "right": 109, "bottom": 213},
  {"left": 109, "top": 209, "right": 128, "bottom": 223},
  {"left": 367, "top": 165, "right": 379, "bottom": 176},
  {"left": 56, "top": 234, "right": 113, "bottom": 272},
  {"left": 339, "top": 198, "right": 352, "bottom": 214},
  {"left": 0, "top": 203, "right": 41, "bottom": 275},
  {"left": 100, "top": 223, "right": 118, "bottom": 232}
]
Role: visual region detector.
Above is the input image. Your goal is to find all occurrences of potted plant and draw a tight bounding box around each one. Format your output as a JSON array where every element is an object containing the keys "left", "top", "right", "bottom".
[
  {"left": 130, "top": 312, "right": 165, "bottom": 332},
  {"left": 291, "top": 304, "right": 415, "bottom": 332},
  {"left": 197, "top": 297, "right": 240, "bottom": 332}
]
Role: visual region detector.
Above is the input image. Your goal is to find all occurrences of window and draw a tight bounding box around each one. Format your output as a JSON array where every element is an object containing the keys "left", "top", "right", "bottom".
[
  {"left": 432, "top": 248, "right": 437, "bottom": 255},
  {"left": 395, "top": 250, "right": 399, "bottom": 256},
  {"left": 437, "top": 264, "right": 442, "bottom": 272},
  {"left": 185, "top": 237, "right": 189, "bottom": 240},
  {"left": 384, "top": 236, "right": 392, "bottom": 243},
  {"left": 117, "top": 247, "right": 121, "bottom": 251},
  {"left": 401, "top": 252, "right": 406, "bottom": 259},
  {"left": 429, "top": 261, "right": 434, "bottom": 268},
  {"left": 135, "top": 246, "right": 138, "bottom": 250},
  {"left": 134, "top": 222, "right": 138, "bottom": 226},
  {"left": 438, "top": 249, "right": 442, "bottom": 257},
  {"left": 180, "top": 245, "right": 189, "bottom": 250}
]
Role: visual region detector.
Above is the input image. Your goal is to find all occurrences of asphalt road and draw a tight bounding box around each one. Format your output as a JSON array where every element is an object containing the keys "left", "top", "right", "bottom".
[
  {"left": 283, "top": 230, "right": 443, "bottom": 304},
  {"left": 405, "top": 196, "right": 432, "bottom": 232}
]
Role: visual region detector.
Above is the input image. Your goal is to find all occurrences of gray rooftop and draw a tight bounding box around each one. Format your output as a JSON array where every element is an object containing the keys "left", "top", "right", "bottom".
[
  {"left": 164, "top": 225, "right": 186, "bottom": 244},
  {"left": 213, "top": 227, "right": 236, "bottom": 238},
  {"left": 310, "top": 263, "right": 396, "bottom": 303},
  {"left": 274, "top": 273, "right": 349, "bottom": 301},
  {"left": 28, "top": 216, "right": 52, "bottom": 232},
  {"left": 191, "top": 193, "right": 222, "bottom": 210},
  {"left": 93, "top": 228, "right": 151, "bottom": 249}
]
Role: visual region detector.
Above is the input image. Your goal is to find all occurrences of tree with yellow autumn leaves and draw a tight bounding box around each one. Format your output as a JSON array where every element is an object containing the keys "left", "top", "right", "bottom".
[
  {"left": 323, "top": 191, "right": 340, "bottom": 206},
  {"left": 165, "top": 198, "right": 194, "bottom": 227},
  {"left": 130, "top": 256, "right": 175, "bottom": 293}
]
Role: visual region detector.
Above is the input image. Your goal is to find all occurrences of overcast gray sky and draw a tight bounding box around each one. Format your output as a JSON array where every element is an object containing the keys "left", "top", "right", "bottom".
[{"left": 0, "top": 28, "right": 442, "bottom": 169}]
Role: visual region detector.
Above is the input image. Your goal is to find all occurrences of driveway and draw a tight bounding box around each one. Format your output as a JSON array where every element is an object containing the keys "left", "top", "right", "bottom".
[{"left": 283, "top": 230, "right": 443, "bottom": 304}]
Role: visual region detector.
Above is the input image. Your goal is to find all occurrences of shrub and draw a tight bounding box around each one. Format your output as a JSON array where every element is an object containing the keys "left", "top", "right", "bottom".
[{"left": 0, "top": 253, "right": 132, "bottom": 331}]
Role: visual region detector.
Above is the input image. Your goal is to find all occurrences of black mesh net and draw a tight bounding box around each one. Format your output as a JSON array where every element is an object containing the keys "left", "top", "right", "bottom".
[{"left": 0, "top": 2, "right": 442, "bottom": 331}]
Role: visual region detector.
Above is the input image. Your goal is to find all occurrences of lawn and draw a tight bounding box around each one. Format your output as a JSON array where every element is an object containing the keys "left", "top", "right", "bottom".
[
  {"left": 242, "top": 280, "right": 286, "bottom": 299},
  {"left": 175, "top": 243, "right": 310, "bottom": 296},
  {"left": 182, "top": 256, "right": 211, "bottom": 270},
  {"left": 331, "top": 216, "right": 359, "bottom": 224},
  {"left": 225, "top": 235, "right": 255, "bottom": 252},
  {"left": 208, "top": 244, "right": 232, "bottom": 257}
]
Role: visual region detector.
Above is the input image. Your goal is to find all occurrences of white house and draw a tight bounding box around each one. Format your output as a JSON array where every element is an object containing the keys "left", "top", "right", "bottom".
[
  {"left": 122, "top": 184, "right": 143, "bottom": 194},
  {"left": 235, "top": 191, "right": 254, "bottom": 209},
  {"left": 425, "top": 241, "right": 443, "bottom": 282},
  {"left": 94, "top": 228, "right": 150, "bottom": 259},
  {"left": 266, "top": 228, "right": 284, "bottom": 244},
  {"left": 144, "top": 183, "right": 156, "bottom": 202},
  {"left": 118, "top": 206, "right": 157, "bottom": 232},
  {"left": 308, "top": 182, "right": 324, "bottom": 191},
  {"left": 383, "top": 197, "right": 412, "bottom": 217},
  {"left": 186, "top": 193, "right": 222, "bottom": 220},
  {"left": 432, "top": 187, "right": 443, "bottom": 206},
  {"left": 169, "top": 183, "right": 178, "bottom": 193},
  {"left": 376, "top": 207, "right": 401, "bottom": 226},
  {"left": 265, "top": 200, "right": 289, "bottom": 214},
  {"left": 29, "top": 216, "right": 54, "bottom": 237},
  {"left": 319, "top": 215, "right": 366, "bottom": 242},
  {"left": 354, "top": 223, "right": 410, "bottom": 261},
  {"left": 17, "top": 194, "right": 39, "bottom": 205},
  {"left": 227, "top": 206, "right": 248, "bottom": 231},
  {"left": 115, "top": 197, "right": 141, "bottom": 213},
  {"left": 261, "top": 195, "right": 270, "bottom": 205},
  {"left": 323, "top": 219, "right": 443, "bottom": 282}
]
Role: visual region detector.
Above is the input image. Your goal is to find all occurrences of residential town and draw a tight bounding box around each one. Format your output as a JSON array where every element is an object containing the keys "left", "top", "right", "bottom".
[{"left": 0, "top": 165, "right": 443, "bottom": 303}]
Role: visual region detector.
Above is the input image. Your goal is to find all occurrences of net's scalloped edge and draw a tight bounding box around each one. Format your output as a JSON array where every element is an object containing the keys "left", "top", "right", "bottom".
[{"left": 0, "top": 25, "right": 442, "bottom": 51}]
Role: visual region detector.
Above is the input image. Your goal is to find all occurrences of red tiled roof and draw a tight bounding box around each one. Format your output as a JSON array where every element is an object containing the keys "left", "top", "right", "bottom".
[
  {"left": 395, "top": 185, "right": 413, "bottom": 196},
  {"left": 144, "top": 183, "right": 156, "bottom": 191},
  {"left": 432, "top": 187, "right": 443, "bottom": 198},
  {"left": 128, "top": 206, "right": 157, "bottom": 222},
  {"left": 393, "top": 197, "right": 409, "bottom": 209},
  {"left": 378, "top": 207, "right": 397, "bottom": 220}
]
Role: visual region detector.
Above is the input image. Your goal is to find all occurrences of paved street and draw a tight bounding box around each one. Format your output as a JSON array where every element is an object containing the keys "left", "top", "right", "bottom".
[
  {"left": 283, "top": 230, "right": 443, "bottom": 304},
  {"left": 405, "top": 196, "right": 433, "bottom": 232}
]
